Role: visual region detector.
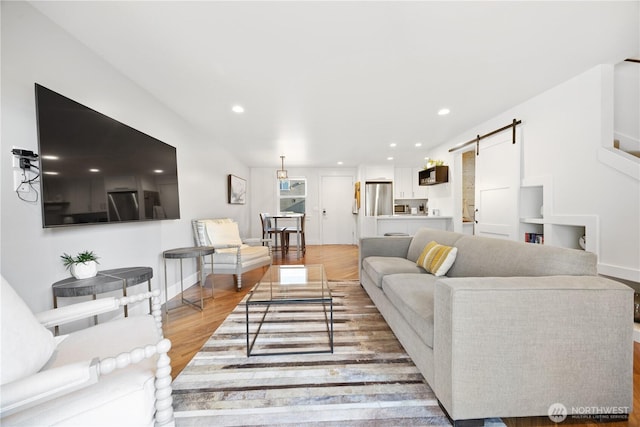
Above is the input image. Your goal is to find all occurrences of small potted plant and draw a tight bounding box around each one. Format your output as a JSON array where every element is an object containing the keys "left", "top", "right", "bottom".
[{"left": 61, "top": 250, "right": 100, "bottom": 279}]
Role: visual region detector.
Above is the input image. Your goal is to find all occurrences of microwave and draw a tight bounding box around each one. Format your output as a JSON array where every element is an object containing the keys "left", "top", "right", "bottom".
[{"left": 394, "top": 204, "right": 410, "bottom": 214}]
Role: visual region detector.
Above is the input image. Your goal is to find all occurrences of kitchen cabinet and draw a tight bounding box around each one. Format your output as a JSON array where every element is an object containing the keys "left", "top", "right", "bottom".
[
  {"left": 394, "top": 168, "right": 412, "bottom": 198},
  {"left": 394, "top": 168, "right": 429, "bottom": 199},
  {"left": 376, "top": 215, "right": 452, "bottom": 236}
]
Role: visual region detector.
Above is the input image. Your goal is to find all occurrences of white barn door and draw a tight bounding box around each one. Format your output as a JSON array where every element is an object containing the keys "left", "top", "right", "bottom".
[{"left": 474, "top": 129, "right": 521, "bottom": 240}]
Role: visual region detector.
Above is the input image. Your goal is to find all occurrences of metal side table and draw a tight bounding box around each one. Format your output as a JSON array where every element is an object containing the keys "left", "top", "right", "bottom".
[{"left": 163, "top": 246, "right": 215, "bottom": 313}]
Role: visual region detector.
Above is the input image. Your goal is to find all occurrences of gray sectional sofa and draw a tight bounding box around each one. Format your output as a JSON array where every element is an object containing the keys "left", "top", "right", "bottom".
[{"left": 359, "top": 227, "right": 633, "bottom": 426}]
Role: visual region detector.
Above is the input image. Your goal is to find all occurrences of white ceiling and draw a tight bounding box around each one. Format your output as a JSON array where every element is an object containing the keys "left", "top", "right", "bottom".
[{"left": 30, "top": 1, "right": 639, "bottom": 169}]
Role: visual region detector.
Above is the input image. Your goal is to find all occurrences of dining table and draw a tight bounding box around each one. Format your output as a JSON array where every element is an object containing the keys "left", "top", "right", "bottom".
[{"left": 269, "top": 212, "right": 304, "bottom": 259}]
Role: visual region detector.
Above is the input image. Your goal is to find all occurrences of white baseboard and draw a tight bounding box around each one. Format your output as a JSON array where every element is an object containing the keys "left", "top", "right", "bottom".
[{"left": 598, "top": 262, "right": 640, "bottom": 284}]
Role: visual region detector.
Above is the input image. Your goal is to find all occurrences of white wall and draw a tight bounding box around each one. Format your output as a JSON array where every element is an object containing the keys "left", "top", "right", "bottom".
[
  {"left": 425, "top": 64, "right": 640, "bottom": 283},
  {"left": 250, "top": 167, "right": 357, "bottom": 244},
  {"left": 1, "top": 2, "right": 252, "bottom": 312}
]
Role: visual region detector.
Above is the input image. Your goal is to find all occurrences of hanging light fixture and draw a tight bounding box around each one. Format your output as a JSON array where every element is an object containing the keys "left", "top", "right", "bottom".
[{"left": 276, "top": 155, "right": 288, "bottom": 180}]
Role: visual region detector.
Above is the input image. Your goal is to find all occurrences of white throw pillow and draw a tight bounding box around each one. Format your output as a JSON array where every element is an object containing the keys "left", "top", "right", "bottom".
[
  {"left": 1, "top": 276, "right": 56, "bottom": 385},
  {"left": 205, "top": 221, "right": 243, "bottom": 247}
]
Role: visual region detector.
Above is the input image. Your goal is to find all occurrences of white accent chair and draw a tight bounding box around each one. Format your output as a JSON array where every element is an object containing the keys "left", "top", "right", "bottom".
[
  {"left": 192, "top": 218, "right": 272, "bottom": 290},
  {"left": 0, "top": 276, "right": 174, "bottom": 427}
]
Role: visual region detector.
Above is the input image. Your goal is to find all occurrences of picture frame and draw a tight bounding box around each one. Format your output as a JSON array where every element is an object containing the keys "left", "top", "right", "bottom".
[{"left": 228, "top": 174, "right": 246, "bottom": 204}]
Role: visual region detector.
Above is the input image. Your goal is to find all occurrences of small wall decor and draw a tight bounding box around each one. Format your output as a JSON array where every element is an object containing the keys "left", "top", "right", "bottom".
[{"left": 228, "top": 174, "right": 246, "bottom": 204}]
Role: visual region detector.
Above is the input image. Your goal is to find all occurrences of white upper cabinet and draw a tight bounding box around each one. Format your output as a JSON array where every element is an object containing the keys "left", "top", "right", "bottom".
[{"left": 394, "top": 167, "right": 428, "bottom": 199}]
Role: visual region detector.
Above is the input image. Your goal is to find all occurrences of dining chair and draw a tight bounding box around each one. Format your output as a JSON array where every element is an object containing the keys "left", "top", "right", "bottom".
[
  {"left": 260, "top": 213, "right": 287, "bottom": 256},
  {"left": 284, "top": 213, "right": 306, "bottom": 255}
]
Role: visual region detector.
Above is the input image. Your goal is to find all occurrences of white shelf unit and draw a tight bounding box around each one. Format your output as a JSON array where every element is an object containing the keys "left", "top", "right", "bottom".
[{"left": 519, "top": 177, "right": 598, "bottom": 254}]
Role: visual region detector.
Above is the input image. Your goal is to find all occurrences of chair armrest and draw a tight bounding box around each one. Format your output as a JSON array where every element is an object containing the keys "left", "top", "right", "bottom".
[
  {"left": 433, "top": 275, "right": 633, "bottom": 419},
  {"left": 1, "top": 336, "right": 173, "bottom": 422},
  {"left": 243, "top": 238, "right": 271, "bottom": 247},
  {"left": 35, "top": 291, "right": 159, "bottom": 329},
  {"left": 1, "top": 359, "right": 99, "bottom": 416},
  {"left": 212, "top": 244, "right": 242, "bottom": 250}
]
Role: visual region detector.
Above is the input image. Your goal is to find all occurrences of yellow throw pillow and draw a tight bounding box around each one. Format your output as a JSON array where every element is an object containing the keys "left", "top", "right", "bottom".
[{"left": 416, "top": 241, "right": 458, "bottom": 276}]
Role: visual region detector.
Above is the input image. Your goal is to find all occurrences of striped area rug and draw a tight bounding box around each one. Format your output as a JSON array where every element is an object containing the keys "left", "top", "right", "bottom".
[{"left": 172, "top": 281, "right": 502, "bottom": 426}]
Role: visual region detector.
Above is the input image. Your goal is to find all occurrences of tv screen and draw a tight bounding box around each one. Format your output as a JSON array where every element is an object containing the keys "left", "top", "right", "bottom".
[{"left": 35, "top": 84, "right": 180, "bottom": 227}]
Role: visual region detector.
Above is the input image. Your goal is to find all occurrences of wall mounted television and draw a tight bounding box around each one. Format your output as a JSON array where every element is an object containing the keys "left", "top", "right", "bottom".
[{"left": 35, "top": 83, "right": 180, "bottom": 228}]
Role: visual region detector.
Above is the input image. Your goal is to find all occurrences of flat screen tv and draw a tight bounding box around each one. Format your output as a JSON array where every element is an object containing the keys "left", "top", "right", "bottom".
[{"left": 35, "top": 83, "right": 180, "bottom": 227}]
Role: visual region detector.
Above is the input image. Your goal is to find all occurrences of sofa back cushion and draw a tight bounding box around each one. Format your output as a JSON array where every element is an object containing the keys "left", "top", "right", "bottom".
[
  {"left": 447, "top": 235, "right": 597, "bottom": 277},
  {"left": 407, "top": 228, "right": 465, "bottom": 263},
  {"left": 192, "top": 218, "right": 238, "bottom": 247}
]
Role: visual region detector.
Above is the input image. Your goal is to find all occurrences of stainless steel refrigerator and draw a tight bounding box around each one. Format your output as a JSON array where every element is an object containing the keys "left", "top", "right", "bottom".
[{"left": 364, "top": 181, "right": 393, "bottom": 216}]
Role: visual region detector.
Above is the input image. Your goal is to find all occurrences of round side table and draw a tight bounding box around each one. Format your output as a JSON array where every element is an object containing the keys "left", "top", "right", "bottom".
[
  {"left": 52, "top": 266, "right": 153, "bottom": 335},
  {"left": 163, "top": 246, "right": 215, "bottom": 313}
]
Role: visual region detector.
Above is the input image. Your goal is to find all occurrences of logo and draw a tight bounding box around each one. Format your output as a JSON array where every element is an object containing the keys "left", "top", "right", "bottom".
[{"left": 548, "top": 403, "right": 568, "bottom": 423}]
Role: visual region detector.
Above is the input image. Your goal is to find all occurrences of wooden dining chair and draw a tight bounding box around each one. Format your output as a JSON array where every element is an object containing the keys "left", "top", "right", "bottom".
[
  {"left": 284, "top": 213, "right": 306, "bottom": 255},
  {"left": 260, "top": 213, "right": 287, "bottom": 256}
]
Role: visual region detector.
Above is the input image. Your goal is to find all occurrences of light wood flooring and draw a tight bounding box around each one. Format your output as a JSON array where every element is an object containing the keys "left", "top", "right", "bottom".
[{"left": 162, "top": 244, "right": 640, "bottom": 427}]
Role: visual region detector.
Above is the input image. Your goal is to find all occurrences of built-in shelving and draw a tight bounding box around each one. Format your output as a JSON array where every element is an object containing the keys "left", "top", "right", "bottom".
[
  {"left": 519, "top": 177, "right": 597, "bottom": 254},
  {"left": 419, "top": 166, "right": 449, "bottom": 186}
]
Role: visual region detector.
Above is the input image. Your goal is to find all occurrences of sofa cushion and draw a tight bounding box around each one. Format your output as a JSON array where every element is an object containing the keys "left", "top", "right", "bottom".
[
  {"left": 1, "top": 276, "right": 57, "bottom": 385},
  {"left": 447, "top": 235, "right": 598, "bottom": 278},
  {"left": 382, "top": 274, "right": 437, "bottom": 348},
  {"left": 417, "top": 241, "right": 458, "bottom": 276},
  {"left": 407, "top": 228, "right": 464, "bottom": 263},
  {"left": 362, "top": 256, "right": 425, "bottom": 288},
  {"left": 213, "top": 244, "right": 270, "bottom": 265}
]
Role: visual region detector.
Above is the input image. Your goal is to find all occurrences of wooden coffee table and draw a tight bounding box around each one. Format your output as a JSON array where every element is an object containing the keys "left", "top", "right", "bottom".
[{"left": 244, "top": 264, "right": 333, "bottom": 356}]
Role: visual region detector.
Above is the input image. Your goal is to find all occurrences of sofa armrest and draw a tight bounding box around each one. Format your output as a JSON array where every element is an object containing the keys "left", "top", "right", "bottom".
[
  {"left": 359, "top": 236, "right": 412, "bottom": 267},
  {"left": 433, "top": 275, "right": 633, "bottom": 420}
]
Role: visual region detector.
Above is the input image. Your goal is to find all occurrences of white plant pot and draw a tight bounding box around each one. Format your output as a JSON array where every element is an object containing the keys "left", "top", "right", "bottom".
[{"left": 71, "top": 261, "right": 98, "bottom": 279}]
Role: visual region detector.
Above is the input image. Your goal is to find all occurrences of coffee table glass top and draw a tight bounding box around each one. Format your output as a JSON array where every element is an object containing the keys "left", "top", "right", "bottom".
[{"left": 247, "top": 264, "right": 330, "bottom": 303}]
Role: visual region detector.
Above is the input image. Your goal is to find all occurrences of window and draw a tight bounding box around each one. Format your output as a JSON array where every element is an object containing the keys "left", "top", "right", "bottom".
[{"left": 278, "top": 178, "right": 306, "bottom": 213}]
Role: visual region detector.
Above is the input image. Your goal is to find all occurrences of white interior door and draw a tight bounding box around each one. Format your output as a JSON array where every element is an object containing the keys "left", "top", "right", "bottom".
[
  {"left": 474, "top": 129, "right": 521, "bottom": 240},
  {"left": 321, "top": 176, "right": 355, "bottom": 244}
]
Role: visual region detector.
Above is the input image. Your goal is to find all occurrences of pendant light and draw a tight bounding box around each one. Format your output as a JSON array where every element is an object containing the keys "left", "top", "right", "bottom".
[{"left": 276, "top": 155, "right": 288, "bottom": 180}]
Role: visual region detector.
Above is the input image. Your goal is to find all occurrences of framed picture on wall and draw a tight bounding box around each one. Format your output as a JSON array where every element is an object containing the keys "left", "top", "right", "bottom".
[{"left": 228, "top": 174, "right": 246, "bottom": 204}]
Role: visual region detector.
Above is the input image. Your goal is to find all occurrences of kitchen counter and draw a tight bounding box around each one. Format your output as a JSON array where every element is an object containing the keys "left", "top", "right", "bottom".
[
  {"left": 375, "top": 215, "right": 452, "bottom": 235},
  {"left": 377, "top": 215, "right": 452, "bottom": 219}
]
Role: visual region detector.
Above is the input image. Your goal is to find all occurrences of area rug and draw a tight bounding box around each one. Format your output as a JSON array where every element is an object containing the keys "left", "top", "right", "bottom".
[{"left": 172, "top": 281, "right": 505, "bottom": 426}]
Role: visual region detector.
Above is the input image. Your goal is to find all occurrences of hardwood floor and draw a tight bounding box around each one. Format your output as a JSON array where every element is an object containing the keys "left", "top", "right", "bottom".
[
  {"left": 163, "top": 244, "right": 359, "bottom": 376},
  {"left": 162, "top": 244, "right": 638, "bottom": 427}
]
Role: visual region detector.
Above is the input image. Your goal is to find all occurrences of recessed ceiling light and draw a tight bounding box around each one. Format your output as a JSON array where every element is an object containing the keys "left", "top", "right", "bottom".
[
  {"left": 387, "top": 157, "right": 394, "bottom": 161},
  {"left": 42, "top": 155, "right": 59, "bottom": 160},
  {"left": 154, "top": 169, "right": 164, "bottom": 174},
  {"left": 44, "top": 171, "right": 59, "bottom": 175},
  {"left": 389, "top": 143, "right": 397, "bottom": 148},
  {"left": 337, "top": 161, "right": 343, "bottom": 165},
  {"left": 89, "top": 168, "right": 100, "bottom": 173},
  {"left": 232, "top": 105, "right": 244, "bottom": 114},
  {"left": 415, "top": 143, "right": 422, "bottom": 147},
  {"left": 438, "top": 108, "right": 450, "bottom": 116}
]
